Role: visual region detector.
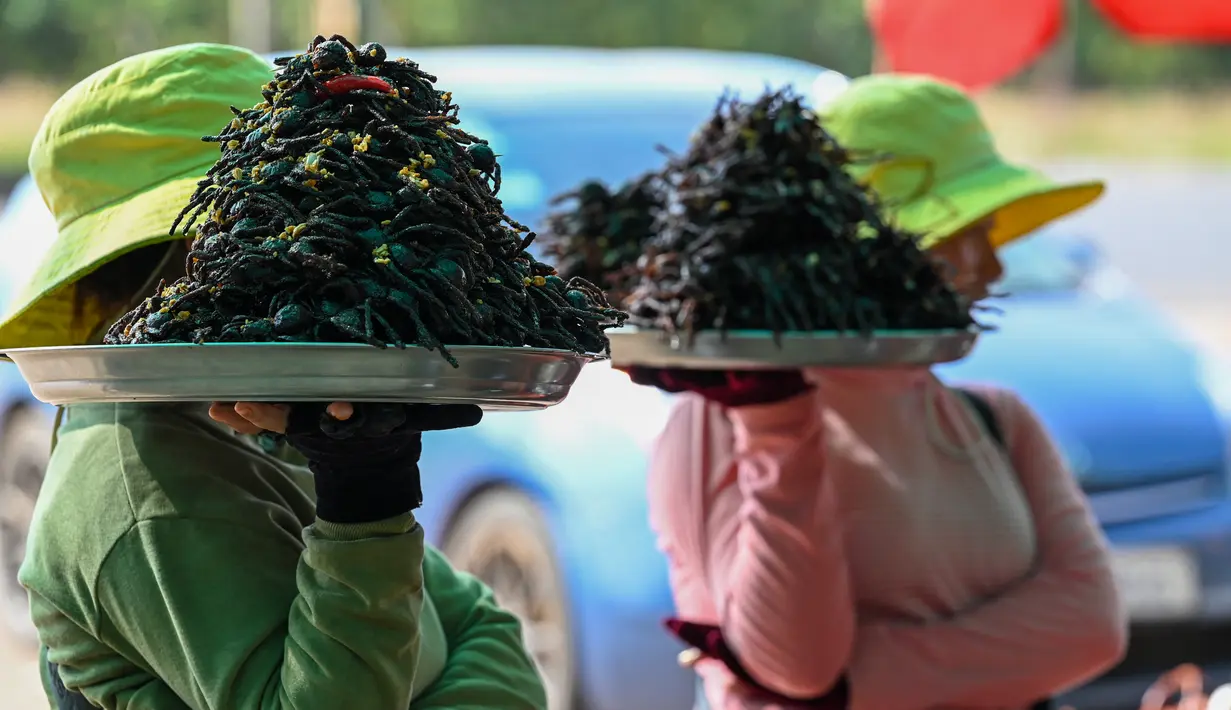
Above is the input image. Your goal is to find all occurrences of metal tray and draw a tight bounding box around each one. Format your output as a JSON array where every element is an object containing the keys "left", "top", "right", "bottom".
[
  {"left": 0, "top": 343, "right": 598, "bottom": 411},
  {"left": 608, "top": 327, "right": 979, "bottom": 370}
]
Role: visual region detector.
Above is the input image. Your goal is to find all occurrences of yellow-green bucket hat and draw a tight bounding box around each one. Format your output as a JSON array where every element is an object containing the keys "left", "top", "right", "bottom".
[
  {"left": 0, "top": 43, "right": 273, "bottom": 350},
  {"left": 822, "top": 74, "right": 1104, "bottom": 249}
]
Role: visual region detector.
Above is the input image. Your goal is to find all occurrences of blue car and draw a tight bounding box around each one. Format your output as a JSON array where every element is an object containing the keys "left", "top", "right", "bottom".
[{"left": 2, "top": 46, "right": 1231, "bottom": 710}]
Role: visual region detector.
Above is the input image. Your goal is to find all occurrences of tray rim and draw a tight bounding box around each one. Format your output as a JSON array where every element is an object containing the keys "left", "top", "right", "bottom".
[
  {"left": 2, "top": 341, "right": 601, "bottom": 410},
  {"left": 1, "top": 341, "right": 606, "bottom": 361},
  {"left": 607, "top": 325, "right": 980, "bottom": 368},
  {"left": 608, "top": 325, "right": 981, "bottom": 341}
]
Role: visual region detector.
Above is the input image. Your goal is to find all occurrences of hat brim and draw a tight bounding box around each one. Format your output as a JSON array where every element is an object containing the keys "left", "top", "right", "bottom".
[
  {"left": 0, "top": 172, "right": 204, "bottom": 351},
  {"left": 894, "top": 160, "right": 1105, "bottom": 250}
]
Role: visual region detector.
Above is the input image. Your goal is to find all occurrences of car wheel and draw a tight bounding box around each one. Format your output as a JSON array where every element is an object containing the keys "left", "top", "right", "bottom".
[
  {"left": 0, "top": 407, "right": 50, "bottom": 647},
  {"left": 441, "top": 488, "right": 579, "bottom": 710}
]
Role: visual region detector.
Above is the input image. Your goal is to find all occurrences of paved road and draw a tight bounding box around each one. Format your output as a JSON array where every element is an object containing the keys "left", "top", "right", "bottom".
[{"left": 1042, "top": 160, "right": 1231, "bottom": 354}]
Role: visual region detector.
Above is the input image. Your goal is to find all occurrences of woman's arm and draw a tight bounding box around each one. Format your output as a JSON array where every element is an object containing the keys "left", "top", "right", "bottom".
[
  {"left": 75, "top": 514, "right": 429, "bottom": 710},
  {"left": 32, "top": 594, "right": 192, "bottom": 709},
  {"left": 49, "top": 403, "right": 485, "bottom": 710},
  {"left": 847, "top": 388, "right": 1127, "bottom": 710},
  {"left": 408, "top": 546, "right": 547, "bottom": 709},
  {"left": 650, "top": 390, "right": 857, "bottom": 700}
]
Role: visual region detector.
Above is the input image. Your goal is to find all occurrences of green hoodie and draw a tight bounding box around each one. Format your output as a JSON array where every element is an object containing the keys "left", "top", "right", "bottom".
[
  {"left": 3, "top": 42, "right": 545, "bottom": 710},
  {"left": 21, "top": 401, "right": 546, "bottom": 709}
]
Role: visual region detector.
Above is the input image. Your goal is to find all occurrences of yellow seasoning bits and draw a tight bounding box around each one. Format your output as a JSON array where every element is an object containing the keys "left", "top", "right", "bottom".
[
  {"left": 303, "top": 151, "right": 323, "bottom": 173},
  {"left": 226, "top": 139, "right": 241, "bottom": 150},
  {"left": 532, "top": 276, "right": 547, "bottom": 287},
  {"left": 176, "top": 311, "right": 192, "bottom": 321},
  {"left": 372, "top": 243, "right": 392, "bottom": 265}
]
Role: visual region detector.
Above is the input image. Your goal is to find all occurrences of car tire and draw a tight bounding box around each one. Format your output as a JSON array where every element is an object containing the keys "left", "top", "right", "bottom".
[
  {"left": 441, "top": 488, "right": 580, "bottom": 710},
  {"left": 0, "top": 407, "right": 50, "bottom": 648}
]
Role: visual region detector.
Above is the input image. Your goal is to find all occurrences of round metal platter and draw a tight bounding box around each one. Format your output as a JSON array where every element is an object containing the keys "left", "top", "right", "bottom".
[
  {"left": 607, "top": 327, "right": 980, "bottom": 370},
  {"left": 0, "top": 343, "right": 599, "bottom": 411}
]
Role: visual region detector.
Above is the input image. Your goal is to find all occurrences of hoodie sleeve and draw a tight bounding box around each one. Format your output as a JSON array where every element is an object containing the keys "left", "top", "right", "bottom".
[
  {"left": 648, "top": 391, "right": 857, "bottom": 700},
  {"left": 77, "top": 514, "right": 428, "bottom": 710},
  {"left": 407, "top": 546, "right": 547, "bottom": 709},
  {"left": 846, "top": 388, "right": 1127, "bottom": 710}
]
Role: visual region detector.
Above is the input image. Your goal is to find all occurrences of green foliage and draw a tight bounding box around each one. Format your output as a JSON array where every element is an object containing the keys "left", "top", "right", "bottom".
[
  {"left": 0, "top": 0, "right": 875, "bottom": 83},
  {"left": 375, "top": 0, "right": 873, "bottom": 77},
  {"left": 1067, "top": 0, "right": 1231, "bottom": 89},
  {"left": 5, "top": 0, "right": 1231, "bottom": 96}
]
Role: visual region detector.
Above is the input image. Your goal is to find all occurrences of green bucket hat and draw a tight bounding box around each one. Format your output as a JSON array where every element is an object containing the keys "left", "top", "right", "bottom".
[
  {"left": 0, "top": 43, "right": 273, "bottom": 350},
  {"left": 821, "top": 74, "right": 1104, "bottom": 249}
]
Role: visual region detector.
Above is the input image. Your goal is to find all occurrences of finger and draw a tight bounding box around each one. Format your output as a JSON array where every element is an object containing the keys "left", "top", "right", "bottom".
[
  {"left": 326, "top": 402, "right": 354, "bottom": 421},
  {"left": 209, "top": 402, "right": 265, "bottom": 435},
  {"left": 234, "top": 403, "right": 291, "bottom": 433},
  {"left": 411, "top": 404, "right": 484, "bottom": 431}
]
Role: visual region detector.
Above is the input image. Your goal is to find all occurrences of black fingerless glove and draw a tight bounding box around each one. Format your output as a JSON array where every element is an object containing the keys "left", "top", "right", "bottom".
[{"left": 285, "top": 403, "right": 482, "bottom": 524}]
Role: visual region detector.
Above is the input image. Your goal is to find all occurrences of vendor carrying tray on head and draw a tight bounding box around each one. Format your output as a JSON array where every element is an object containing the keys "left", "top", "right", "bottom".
[{"left": 594, "top": 88, "right": 980, "bottom": 370}]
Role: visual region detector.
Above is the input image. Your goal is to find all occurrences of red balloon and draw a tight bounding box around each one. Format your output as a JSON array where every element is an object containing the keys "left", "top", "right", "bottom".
[
  {"left": 867, "top": 0, "right": 1065, "bottom": 92},
  {"left": 1092, "top": 0, "right": 1231, "bottom": 41}
]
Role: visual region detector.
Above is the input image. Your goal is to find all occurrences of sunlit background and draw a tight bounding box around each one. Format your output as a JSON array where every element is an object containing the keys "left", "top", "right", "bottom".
[{"left": 5, "top": 1, "right": 1231, "bottom": 707}]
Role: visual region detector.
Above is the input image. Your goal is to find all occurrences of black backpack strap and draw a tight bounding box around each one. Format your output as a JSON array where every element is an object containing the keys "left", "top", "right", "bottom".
[
  {"left": 949, "top": 393, "right": 1051, "bottom": 710},
  {"left": 952, "top": 387, "right": 1005, "bottom": 450}
]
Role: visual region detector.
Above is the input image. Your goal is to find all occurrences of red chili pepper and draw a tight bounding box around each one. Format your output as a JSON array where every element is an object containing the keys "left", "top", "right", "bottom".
[{"left": 322, "top": 74, "right": 393, "bottom": 95}]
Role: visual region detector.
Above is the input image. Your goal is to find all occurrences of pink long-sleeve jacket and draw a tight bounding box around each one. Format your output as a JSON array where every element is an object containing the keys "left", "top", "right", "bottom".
[{"left": 646, "top": 368, "right": 1128, "bottom": 710}]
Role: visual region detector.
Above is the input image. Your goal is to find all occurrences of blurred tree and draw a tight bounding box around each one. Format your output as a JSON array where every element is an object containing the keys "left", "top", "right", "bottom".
[
  {"left": 3, "top": 0, "right": 1231, "bottom": 89},
  {"left": 229, "top": 0, "right": 273, "bottom": 53},
  {"left": 377, "top": 0, "right": 873, "bottom": 77}
]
